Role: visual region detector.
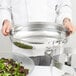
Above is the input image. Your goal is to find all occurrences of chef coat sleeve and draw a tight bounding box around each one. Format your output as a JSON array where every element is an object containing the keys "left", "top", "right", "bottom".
[
  {"left": 0, "top": 0, "right": 11, "bottom": 28},
  {"left": 55, "top": 0, "right": 72, "bottom": 24}
]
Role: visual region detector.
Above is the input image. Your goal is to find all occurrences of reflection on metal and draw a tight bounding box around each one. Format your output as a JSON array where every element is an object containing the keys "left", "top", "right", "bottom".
[
  {"left": 45, "top": 46, "right": 75, "bottom": 76},
  {"left": 10, "top": 22, "right": 67, "bottom": 49},
  {"left": 9, "top": 22, "right": 75, "bottom": 75}
]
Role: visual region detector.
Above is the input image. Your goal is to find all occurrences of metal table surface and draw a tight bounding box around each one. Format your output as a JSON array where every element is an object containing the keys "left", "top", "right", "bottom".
[{"left": 29, "top": 66, "right": 63, "bottom": 76}]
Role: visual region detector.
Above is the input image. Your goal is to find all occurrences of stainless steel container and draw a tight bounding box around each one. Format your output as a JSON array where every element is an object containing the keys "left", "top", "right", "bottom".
[
  {"left": 10, "top": 22, "right": 67, "bottom": 50},
  {"left": 10, "top": 22, "right": 75, "bottom": 75}
]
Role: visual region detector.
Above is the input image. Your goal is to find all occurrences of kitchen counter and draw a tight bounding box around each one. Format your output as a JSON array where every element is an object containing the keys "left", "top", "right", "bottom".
[
  {"left": 29, "top": 64, "right": 76, "bottom": 76},
  {"left": 28, "top": 66, "right": 63, "bottom": 76}
]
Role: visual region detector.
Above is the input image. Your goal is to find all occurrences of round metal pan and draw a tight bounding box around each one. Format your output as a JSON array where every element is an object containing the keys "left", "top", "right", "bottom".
[{"left": 9, "top": 22, "right": 68, "bottom": 49}]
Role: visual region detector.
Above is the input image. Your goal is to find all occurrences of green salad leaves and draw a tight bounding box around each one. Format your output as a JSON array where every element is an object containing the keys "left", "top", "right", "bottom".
[{"left": 0, "top": 58, "right": 29, "bottom": 76}]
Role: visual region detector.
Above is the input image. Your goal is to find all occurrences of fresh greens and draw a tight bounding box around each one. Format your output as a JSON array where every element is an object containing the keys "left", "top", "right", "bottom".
[
  {"left": 13, "top": 42, "right": 33, "bottom": 49},
  {"left": 0, "top": 58, "right": 29, "bottom": 76}
]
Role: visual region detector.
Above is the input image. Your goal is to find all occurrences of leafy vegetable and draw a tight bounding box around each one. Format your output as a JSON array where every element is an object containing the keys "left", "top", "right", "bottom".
[{"left": 0, "top": 58, "right": 29, "bottom": 76}]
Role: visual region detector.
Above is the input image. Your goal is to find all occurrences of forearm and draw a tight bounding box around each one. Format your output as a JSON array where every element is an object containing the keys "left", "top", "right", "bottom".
[{"left": 0, "top": 0, "right": 11, "bottom": 26}]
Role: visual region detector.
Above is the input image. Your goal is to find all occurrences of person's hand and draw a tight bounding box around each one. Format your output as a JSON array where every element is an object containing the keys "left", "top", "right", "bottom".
[
  {"left": 63, "top": 18, "right": 75, "bottom": 36},
  {"left": 1, "top": 20, "right": 12, "bottom": 36}
]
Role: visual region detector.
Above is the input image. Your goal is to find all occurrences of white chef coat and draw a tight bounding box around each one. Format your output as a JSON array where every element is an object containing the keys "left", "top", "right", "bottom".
[{"left": 0, "top": 0, "right": 72, "bottom": 56}]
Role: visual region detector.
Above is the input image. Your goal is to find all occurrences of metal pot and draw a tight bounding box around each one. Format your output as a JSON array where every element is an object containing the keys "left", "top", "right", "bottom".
[{"left": 10, "top": 22, "right": 67, "bottom": 49}]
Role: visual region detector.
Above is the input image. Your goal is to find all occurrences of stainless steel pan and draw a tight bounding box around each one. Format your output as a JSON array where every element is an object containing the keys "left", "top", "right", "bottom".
[{"left": 9, "top": 22, "right": 68, "bottom": 49}]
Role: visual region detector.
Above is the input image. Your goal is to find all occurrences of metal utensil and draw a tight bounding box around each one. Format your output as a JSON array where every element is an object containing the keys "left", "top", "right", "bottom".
[{"left": 9, "top": 22, "right": 67, "bottom": 49}]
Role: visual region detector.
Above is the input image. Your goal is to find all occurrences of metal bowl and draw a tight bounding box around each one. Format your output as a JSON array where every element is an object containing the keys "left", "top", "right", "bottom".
[
  {"left": 0, "top": 52, "right": 35, "bottom": 75},
  {"left": 10, "top": 22, "right": 67, "bottom": 49}
]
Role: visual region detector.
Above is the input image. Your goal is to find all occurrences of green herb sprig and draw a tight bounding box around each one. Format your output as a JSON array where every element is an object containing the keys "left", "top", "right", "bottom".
[{"left": 13, "top": 42, "right": 33, "bottom": 49}]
